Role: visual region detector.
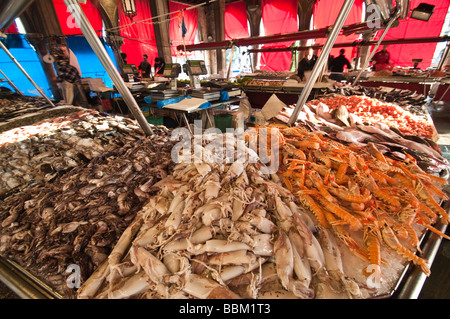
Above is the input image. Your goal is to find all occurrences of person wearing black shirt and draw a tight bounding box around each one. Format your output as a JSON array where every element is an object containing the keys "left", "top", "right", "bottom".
[
  {"left": 329, "top": 49, "right": 352, "bottom": 81},
  {"left": 138, "top": 54, "right": 151, "bottom": 78},
  {"left": 154, "top": 57, "right": 166, "bottom": 76},
  {"left": 297, "top": 48, "right": 318, "bottom": 81}
]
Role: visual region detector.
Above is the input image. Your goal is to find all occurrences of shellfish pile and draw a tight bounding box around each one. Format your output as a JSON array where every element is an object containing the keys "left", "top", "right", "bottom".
[
  {"left": 0, "top": 110, "right": 144, "bottom": 197},
  {"left": 268, "top": 124, "right": 449, "bottom": 285},
  {"left": 78, "top": 133, "right": 368, "bottom": 299},
  {"left": 0, "top": 119, "right": 176, "bottom": 298}
]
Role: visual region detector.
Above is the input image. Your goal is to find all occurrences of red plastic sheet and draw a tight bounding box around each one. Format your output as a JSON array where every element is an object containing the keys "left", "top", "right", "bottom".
[
  {"left": 260, "top": 0, "right": 298, "bottom": 71},
  {"left": 313, "top": 0, "right": 364, "bottom": 60},
  {"left": 118, "top": 0, "right": 158, "bottom": 68},
  {"left": 225, "top": 0, "right": 249, "bottom": 40},
  {"left": 5, "top": 22, "right": 19, "bottom": 34},
  {"left": 53, "top": 0, "right": 102, "bottom": 35},
  {"left": 169, "top": 1, "right": 198, "bottom": 57},
  {"left": 374, "top": 0, "right": 450, "bottom": 69}
]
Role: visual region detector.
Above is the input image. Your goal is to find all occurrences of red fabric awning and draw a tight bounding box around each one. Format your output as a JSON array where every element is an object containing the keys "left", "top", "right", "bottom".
[
  {"left": 118, "top": 0, "right": 158, "bottom": 67},
  {"left": 373, "top": 0, "right": 450, "bottom": 69},
  {"left": 169, "top": 1, "right": 198, "bottom": 57},
  {"left": 260, "top": 0, "right": 298, "bottom": 71},
  {"left": 5, "top": 22, "right": 19, "bottom": 34},
  {"left": 313, "top": 0, "right": 364, "bottom": 60},
  {"left": 225, "top": 0, "right": 249, "bottom": 40},
  {"left": 53, "top": 0, "right": 102, "bottom": 35}
]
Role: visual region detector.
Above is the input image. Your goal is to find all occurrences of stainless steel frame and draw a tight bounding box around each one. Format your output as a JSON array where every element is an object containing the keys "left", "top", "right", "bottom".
[
  {"left": 0, "top": 68, "right": 23, "bottom": 95},
  {"left": 0, "top": 40, "right": 55, "bottom": 106},
  {"left": 288, "top": 0, "right": 355, "bottom": 125}
]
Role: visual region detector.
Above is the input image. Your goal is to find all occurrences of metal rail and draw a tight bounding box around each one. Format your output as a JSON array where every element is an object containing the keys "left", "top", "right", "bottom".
[
  {"left": 247, "top": 36, "right": 450, "bottom": 53},
  {"left": 0, "top": 257, "right": 61, "bottom": 299},
  {"left": 63, "top": 0, "right": 153, "bottom": 136},
  {"left": 353, "top": 9, "right": 402, "bottom": 86},
  {"left": 0, "top": 40, "right": 54, "bottom": 106},
  {"left": 287, "top": 0, "right": 355, "bottom": 126},
  {"left": 0, "top": 68, "right": 23, "bottom": 95}
]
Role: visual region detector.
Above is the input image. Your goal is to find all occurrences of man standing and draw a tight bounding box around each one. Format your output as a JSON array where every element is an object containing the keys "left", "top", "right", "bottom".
[
  {"left": 138, "top": 54, "right": 152, "bottom": 78},
  {"left": 297, "top": 48, "right": 318, "bottom": 81},
  {"left": 329, "top": 49, "right": 352, "bottom": 81},
  {"left": 154, "top": 57, "right": 166, "bottom": 76},
  {"left": 53, "top": 50, "right": 87, "bottom": 107},
  {"left": 371, "top": 45, "right": 392, "bottom": 71}
]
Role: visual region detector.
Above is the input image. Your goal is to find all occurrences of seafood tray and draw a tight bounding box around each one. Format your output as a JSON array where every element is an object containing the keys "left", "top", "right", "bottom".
[{"left": 0, "top": 174, "right": 448, "bottom": 299}]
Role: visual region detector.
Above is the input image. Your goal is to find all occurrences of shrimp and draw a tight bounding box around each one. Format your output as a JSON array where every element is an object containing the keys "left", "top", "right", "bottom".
[
  {"left": 313, "top": 194, "right": 363, "bottom": 231},
  {"left": 381, "top": 223, "right": 430, "bottom": 276}
]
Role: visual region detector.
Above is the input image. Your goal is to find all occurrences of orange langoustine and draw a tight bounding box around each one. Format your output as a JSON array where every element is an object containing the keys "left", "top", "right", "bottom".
[{"left": 266, "top": 123, "right": 449, "bottom": 282}]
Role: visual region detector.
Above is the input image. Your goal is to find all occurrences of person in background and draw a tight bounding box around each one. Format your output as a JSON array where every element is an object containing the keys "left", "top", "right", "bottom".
[
  {"left": 371, "top": 45, "right": 392, "bottom": 71},
  {"left": 327, "top": 54, "right": 335, "bottom": 71},
  {"left": 297, "top": 48, "right": 318, "bottom": 81},
  {"left": 329, "top": 49, "right": 352, "bottom": 82},
  {"left": 154, "top": 57, "right": 166, "bottom": 76},
  {"left": 138, "top": 54, "right": 152, "bottom": 78},
  {"left": 53, "top": 50, "right": 87, "bottom": 107},
  {"left": 120, "top": 52, "right": 128, "bottom": 64}
]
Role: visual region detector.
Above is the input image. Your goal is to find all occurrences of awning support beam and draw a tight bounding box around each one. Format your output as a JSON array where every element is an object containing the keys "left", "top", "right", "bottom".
[
  {"left": 287, "top": 0, "right": 355, "bottom": 126},
  {"left": 353, "top": 9, "right": 401, "bottom": 86}
]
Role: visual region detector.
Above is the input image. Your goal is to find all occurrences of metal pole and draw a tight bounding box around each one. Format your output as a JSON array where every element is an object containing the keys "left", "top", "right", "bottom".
[
  {"left": 352, "top": 10, "right": 401, "bottom": 86},
  {"left": 63, "top": 0, "right": 153, "bottom": 136},
  {"left": 288, "top": 0, "right": 355, "bottom": 126},
  {"left": 0, "top": 68, "right": 23, "bottom": 95},
  {"left": 0, "top": 41, "right": 55, "bottom": 106},
  {"left": 437, "top": 41, "right": 450, "bottom": 71}
]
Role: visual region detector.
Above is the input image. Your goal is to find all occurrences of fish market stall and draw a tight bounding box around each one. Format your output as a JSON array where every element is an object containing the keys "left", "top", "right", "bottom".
[
  {"left": 0, "top": 88, "right": 448, "bottom": 299},
  {"left": 0, "top": 97, "right": 178, "bottom": 298},
  {"left": 241, "top": 78, "right": 333, "bottom": 108}
]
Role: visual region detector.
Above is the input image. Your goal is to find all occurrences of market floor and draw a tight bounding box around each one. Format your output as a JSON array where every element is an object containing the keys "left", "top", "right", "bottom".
[{"left": 0, "top": 107, "right": 450, "bottom": 299}]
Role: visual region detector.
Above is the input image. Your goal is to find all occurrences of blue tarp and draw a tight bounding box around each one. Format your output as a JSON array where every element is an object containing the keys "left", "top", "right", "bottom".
[
  {"left": 0, "top": 35, "right": 51, "bottom": 97},
  {"left": 65, "top": 36, "right": 116, "bottom": 88}
]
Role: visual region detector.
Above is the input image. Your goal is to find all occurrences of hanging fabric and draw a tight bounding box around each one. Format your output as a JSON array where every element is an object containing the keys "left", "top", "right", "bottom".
[
  {"left": 169, "top": 1, "right": 198, "bottom": 57},
  {"left": 225, "top": 0, "right": 249, "bottom": 40},
  {"left": 260, "top": 0, "right": 299, "bottom": 71},
  {"left": 118, "top": 0, "right": 158, "bottom": 68},
  {"left": 313, "top": 0, "right": 364, "bottom": 60},
  {"left": 4, "top": 22, "right": 19, "bottom": 34},
  {"left": 373, "top": 0, "right": 450, "bottom": 69},
  {"left": 53, "top": 0, "right": 102, "bottom": 35}
]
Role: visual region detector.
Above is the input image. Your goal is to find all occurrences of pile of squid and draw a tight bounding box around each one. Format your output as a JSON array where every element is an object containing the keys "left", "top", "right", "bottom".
[
  {"left": 267, "top": 124, "right": 449, "bottom": 283},
  {"left": 77, "top": 133, "right": 365, "bottom": 299},
  {"left": 0, "top": 125, "right": 176, "bottom": 298},
  {"left": 0, "top": 110, "right": 143, "bottom": 198}
]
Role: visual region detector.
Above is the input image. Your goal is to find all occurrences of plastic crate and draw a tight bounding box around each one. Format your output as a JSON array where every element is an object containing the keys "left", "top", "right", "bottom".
[
  {"left": 146, "top": 115, "right": 164, "bottom": 126},
  {"left": 214, "top": 113, "right": 233, "bottom": 133}
]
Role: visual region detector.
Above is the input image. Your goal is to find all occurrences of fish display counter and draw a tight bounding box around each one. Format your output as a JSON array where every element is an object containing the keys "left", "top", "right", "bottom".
[{"left": 0, "top": 89, "right": 448, "bottom": 300}]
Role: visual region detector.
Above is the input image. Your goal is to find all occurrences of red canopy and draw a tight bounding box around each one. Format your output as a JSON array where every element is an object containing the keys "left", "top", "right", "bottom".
[
  {"left": 53, "top": 0, "right": 102, "bottom": 35},
  {"left": 5, "top": 22, "right": 19, "bottom": 34},
  {"left": 260, "top": 0, "right": 298, "bottom": 71},
  {"left": 313, "top": 0, "right": 364, "bottom": 60},
  {"left": 225, "top": 0, "right": 249, "bottom": 40},
  {"left": 118, "top": 0, "right": 158, "bottom": 68},
  {"left": 169, "top": 1, "right": 198, "bottom": 57}
]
